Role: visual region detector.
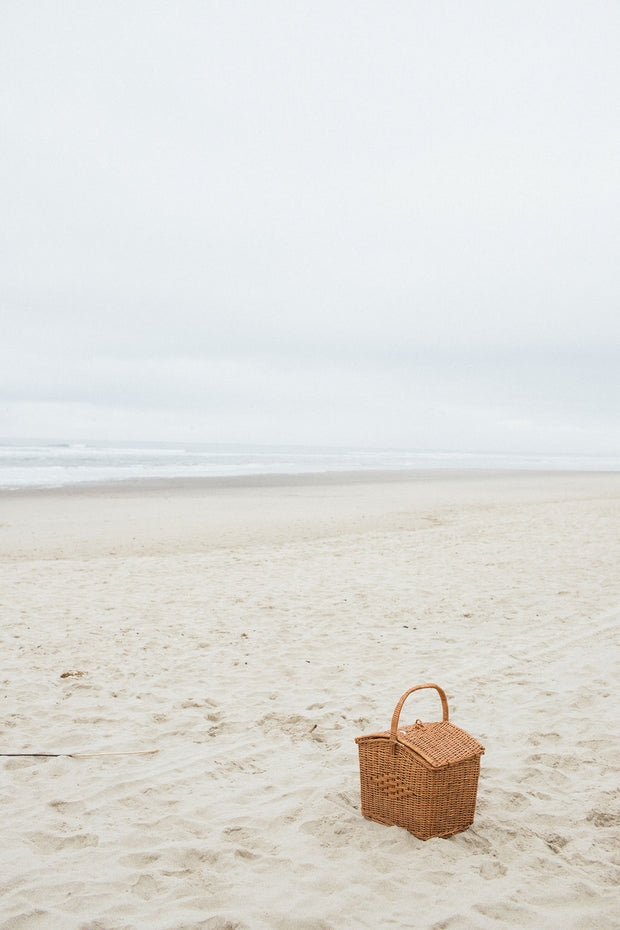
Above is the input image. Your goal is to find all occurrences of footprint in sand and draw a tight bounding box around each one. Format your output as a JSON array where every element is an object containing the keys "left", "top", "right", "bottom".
[
  {"left": 131, "top": 873, "right": 159, "bottom": 900},
  {"left": 26, "top": 831, "right": 99, "bottom": 854},
  {"left": 479, "top": 858, "right": 508, "bottom": 879}
]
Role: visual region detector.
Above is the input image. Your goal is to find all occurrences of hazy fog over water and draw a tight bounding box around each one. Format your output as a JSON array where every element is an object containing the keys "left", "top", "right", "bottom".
[{"left": 1, "top": 2, "right": 618, "bottom": 455}]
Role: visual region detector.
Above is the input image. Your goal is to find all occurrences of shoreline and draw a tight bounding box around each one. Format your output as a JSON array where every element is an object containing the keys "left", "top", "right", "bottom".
[
  {"left": 2, "top": 468, "right": 620, "bottom": 564},
  {"left": 1, "top": 465, "right": 618, "bottom": 499}
]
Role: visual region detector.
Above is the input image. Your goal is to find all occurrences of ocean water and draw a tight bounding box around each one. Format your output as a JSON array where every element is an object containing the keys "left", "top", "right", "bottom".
[{"left": 0, "top": 440, "right": 618, "bottom": 490}]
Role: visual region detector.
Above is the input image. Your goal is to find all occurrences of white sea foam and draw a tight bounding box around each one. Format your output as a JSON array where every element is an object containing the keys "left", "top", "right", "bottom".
[{"left": 0, "top": 440, "right": 618, "bottom": 489}]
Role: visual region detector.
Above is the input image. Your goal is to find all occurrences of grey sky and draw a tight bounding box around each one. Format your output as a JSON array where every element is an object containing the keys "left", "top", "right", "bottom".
[{"left": 1, "top": 1, "right": 619, "bottom": 452}]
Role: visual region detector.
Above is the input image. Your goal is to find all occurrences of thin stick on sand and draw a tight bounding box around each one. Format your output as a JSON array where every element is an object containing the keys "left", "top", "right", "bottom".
[{"left": 0, "top": 750, "right": 159, "bottom": 758}]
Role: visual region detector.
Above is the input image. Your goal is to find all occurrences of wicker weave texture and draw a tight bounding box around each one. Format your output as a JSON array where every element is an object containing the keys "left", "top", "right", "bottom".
[
  {"left": 355, "top": 684, "right": 484, "bottom": 840},
  {"left": 396, "top": 720, "right": 484, "bottom": 767}
]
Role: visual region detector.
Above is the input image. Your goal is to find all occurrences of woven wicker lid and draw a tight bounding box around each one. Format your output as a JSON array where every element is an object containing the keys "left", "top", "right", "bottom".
[
  {"left": 355, "top": 684, "right": 485, "bottom": 769},
  {"left": 356, "top": 721, "right": 484, "bottom": 768},
  {"left": 399, "top": 720, "right": 484, "bottom": 766}
]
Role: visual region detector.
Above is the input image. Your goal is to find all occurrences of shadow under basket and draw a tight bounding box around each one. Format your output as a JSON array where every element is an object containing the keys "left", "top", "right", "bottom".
[{"left": 355, "top": 683, "right": 485, "bottom": 840}]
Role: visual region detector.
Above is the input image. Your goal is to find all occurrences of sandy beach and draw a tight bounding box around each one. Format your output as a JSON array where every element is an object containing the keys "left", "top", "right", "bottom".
[{"left": 1, "top": 469, "right": 619, "bottom": 930}]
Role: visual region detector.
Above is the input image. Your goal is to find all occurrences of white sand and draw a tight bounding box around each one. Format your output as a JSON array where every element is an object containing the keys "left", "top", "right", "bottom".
[{"left": 1, "top": 470, "right": 619, "bottom": 930}]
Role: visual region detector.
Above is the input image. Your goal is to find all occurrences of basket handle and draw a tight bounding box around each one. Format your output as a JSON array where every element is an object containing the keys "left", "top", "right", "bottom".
[{"left": 389, "top": 683, "right": 449, "bottom": 746}]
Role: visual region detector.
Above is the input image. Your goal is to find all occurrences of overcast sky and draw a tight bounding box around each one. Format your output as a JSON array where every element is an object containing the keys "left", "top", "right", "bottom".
[{"left": 1, "top": 1, "right": 618, "bottom": 452}]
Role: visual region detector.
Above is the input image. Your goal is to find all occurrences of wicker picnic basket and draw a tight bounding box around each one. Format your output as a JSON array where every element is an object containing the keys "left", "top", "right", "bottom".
[{"left": 355, "top": 683, "right": 485, "bottom": 840}]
